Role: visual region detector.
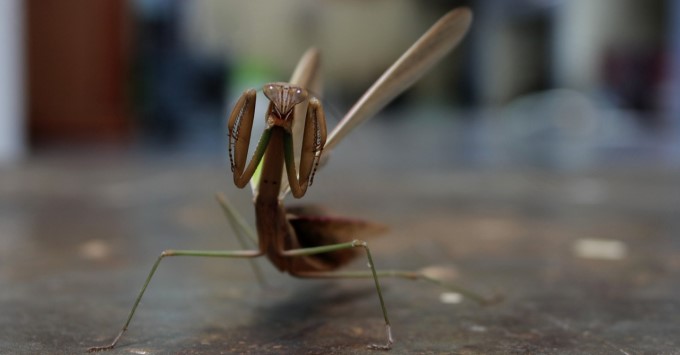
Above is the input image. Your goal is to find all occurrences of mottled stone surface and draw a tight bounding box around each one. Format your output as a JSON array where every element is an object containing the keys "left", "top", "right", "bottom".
[{"left": 1, "top": 122, "right": 679, "bottom": 354}]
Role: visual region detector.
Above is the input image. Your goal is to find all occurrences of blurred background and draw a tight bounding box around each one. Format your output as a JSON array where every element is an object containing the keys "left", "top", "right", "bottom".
[
  {"left": 2, "top": 1, "right": 680, "bottom": 353},
  {"left": 1, "top": 0, "right": 678, "bottom": 168}
]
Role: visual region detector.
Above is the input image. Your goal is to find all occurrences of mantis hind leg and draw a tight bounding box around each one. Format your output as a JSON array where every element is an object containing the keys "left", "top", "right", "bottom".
[
  {"left": 87, "top": 248, "right": 263, "bottom": 352},
  {"left": 280, "top": 241, "right": 500, "bottom": 350},
  {"left": 281, "top": 240, "right": 393, "bottom": 350}
]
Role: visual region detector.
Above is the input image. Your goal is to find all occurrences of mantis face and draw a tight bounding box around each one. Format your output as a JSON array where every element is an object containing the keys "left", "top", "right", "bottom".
[{"left": 263, "top": 82, "right": 309, "bottom": 130}]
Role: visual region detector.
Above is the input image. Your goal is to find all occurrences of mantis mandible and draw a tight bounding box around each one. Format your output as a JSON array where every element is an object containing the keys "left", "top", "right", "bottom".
[{"left": 89, "top": 7, "right": 478, "bottom": 352}]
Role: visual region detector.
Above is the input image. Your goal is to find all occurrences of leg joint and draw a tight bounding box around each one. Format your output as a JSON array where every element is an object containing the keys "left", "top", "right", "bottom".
[{"left": 352, "top": 239, "right": 367, "bottom": 248}]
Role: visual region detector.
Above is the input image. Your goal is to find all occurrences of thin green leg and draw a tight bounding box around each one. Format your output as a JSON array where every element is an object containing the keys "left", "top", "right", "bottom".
[
  {"left": 215, "top": 192, "right": 267, "bottom": 286},
  {"left": 215, "top": 193, "right": 257, "bottom": 244},
  {"left": 87, "top": 248, "right": 263, "bottom": 353},
  {"left": 281, "top": 240, "right": 394, "bottom": 351}
]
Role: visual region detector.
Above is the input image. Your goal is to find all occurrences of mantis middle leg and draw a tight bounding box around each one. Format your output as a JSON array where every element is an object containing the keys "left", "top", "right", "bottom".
[{"left": 216, "top": 192, "right": 267, "bottom": 285}]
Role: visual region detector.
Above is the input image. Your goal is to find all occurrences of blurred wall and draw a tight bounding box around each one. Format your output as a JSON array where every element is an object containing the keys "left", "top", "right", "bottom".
[
  {"left": 471, "top": 0, "right": 664, "bottom": 108},
  {"left": 183, "top": 0, "right": 437, "bottom": 94},
  {"left": 18, "top": 0, "right": 678, "bottom": 155},
  {"left": 554, "top": 0, "right": 663, "bottom": 91},
  {"left": 0, "top": 0, "right": 25, "bottom": 163},
  {"left": 666, "top": 0, "right": 680, "bottom": 139},
  {"left": 470, "top": 1, "right": 553, "bottom": 106}
]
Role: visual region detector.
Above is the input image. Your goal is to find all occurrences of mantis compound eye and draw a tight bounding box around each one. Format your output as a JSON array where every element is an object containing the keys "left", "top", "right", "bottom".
[{"left": 263, "top": 82, "right": 309, "bottom": 118}]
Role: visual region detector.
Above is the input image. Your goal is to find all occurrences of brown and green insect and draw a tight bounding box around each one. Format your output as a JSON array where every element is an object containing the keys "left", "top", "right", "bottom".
[{"left": 89, "top": 7, "right": 482, "bottom": 352}]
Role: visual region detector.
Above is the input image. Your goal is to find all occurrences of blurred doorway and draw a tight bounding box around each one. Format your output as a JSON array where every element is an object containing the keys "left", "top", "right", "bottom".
[{"left": 27, "top": 0, "right": 131, "bottom": 145}]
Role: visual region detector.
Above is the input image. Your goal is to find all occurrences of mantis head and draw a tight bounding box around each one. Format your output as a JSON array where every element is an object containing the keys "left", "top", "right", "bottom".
[{"left": 263, "top": 82, "right": 309, "bottom": 120}]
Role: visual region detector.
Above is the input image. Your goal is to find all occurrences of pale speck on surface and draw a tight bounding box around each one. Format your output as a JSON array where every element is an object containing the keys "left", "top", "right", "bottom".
[
  {"left": 439, "top": 292, "right": 463, "bottom": 304},
  {"left": 78, "top": 239, "right": 111, "bottom": 260},
  {"left": 573, "top": 238, "right": 628, "bottom": 260},
  {"left": 470, "top": 325, "right": 487, "bottom": 332},
  {"left": 421, "top": 265, "right": 459, "bottom": 281}
]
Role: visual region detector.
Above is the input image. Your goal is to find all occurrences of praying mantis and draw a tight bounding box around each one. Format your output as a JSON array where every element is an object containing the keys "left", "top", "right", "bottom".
[{"left": 89, "top": 7, "right": 482, "bottom": 352}]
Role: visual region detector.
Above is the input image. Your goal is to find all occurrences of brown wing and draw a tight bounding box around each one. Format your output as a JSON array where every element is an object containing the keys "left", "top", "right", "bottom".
[{"left": 286, "top": 205, "right": 388, "bottom": 270}]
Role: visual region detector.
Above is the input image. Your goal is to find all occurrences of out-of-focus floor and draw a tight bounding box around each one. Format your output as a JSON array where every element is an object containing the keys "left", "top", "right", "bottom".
[{"left": 1, "top": 118, "right": 679, "bottom": 354}]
